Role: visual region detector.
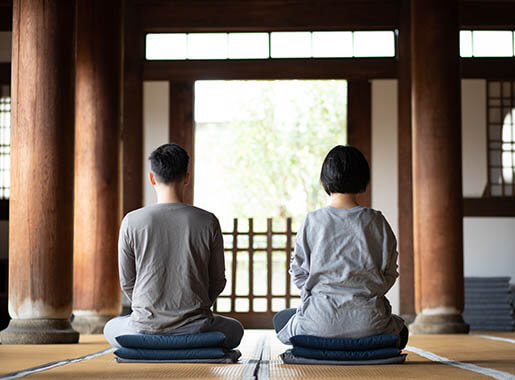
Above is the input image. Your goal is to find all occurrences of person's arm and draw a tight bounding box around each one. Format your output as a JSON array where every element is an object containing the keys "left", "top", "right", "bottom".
[
  {"left": 208, "top": 216, "right": 227, "bottom": 304},
  {"left": 118, "top": 217, "right": 136, "bottom": 303},
  {"left": 382, "top": 216, "right": 399, "bottom": 291},
  {"left": 289, "top": 217, "right": 310, "bottom": 291}
]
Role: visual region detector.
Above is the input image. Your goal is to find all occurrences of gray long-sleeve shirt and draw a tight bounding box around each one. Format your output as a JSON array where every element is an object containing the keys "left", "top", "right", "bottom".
[
  {"left": 118, "top": 203, "right": 226, "bottom": 334},
  {"left": 277, "top": 206, "right": 404, "bottom": 344}
]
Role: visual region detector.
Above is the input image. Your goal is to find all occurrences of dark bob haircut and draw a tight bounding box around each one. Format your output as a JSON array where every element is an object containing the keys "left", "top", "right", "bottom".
[
  {"left": 149, "top": 143, "right": 189, "bottom": 184},
  {"left": 320, "top": 145, "right": 370, "bottom": 195}
]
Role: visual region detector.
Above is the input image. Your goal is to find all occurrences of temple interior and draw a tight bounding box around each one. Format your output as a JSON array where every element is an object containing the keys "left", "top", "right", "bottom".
[{"left": 0, "top": 0, "right": 514, "bottom": 379}]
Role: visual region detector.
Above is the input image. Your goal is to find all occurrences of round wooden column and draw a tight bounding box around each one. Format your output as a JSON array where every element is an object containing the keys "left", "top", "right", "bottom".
[
  {"left": 72, "top": 0, "right": 122, "bottom": 334},
  {"left": 0, "top": 0, "right": 78, "bottom": 343},
  {"left": 410, "top": 0, "right": 468, "bottom": 334}
]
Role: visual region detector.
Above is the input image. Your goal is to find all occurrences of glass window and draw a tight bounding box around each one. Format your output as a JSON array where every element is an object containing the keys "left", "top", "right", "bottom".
[
  {"left": 312, "top": 31, "right": 353, "bottom": 58},
  {"left": 472, "top": 31, "right": 513, "bottom": 57},
  {"left": 270, "top": 32, "right": 311, "bottom": 58},
  {"left": 145, "top": 30, "right": 398, "bottom": 60},
  {"left": 187, "top": 33, "right": 228, "bottom": 60},
  {"left": 145, "top": 33, "right": 187, "bottom": 60},
  {"left": 460, "top": 30, "right": 473, "bottom": 57},
  {"left": 228, "top": 33, "right": 269, "bottom": 59},
  {"left": 353, "top": 31, "right": 395, "bottom": 57},
  {"left": 487, "top": 80, "right": 515, "bottom": 196}
]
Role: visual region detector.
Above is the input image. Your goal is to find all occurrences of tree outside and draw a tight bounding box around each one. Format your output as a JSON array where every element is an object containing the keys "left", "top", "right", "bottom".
[{"left": 194, "top": 80, "right": 348, "bottom": 232}]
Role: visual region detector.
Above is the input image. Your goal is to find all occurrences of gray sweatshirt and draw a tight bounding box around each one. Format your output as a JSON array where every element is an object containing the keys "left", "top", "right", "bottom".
[
  {"left": 118, "top": 203, "right": 226, "bottom": 334},
  {"left": 277, "top": 206, "right": 404, "bottom": 344}
]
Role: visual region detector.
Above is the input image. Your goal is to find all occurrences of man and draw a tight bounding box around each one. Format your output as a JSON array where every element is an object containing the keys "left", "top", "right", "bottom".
[{"left": 104, "top": 143, "right": 243, "bottom": 348}]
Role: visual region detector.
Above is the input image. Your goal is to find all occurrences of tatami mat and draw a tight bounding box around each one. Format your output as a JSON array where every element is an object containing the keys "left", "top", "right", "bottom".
[
  {"left": 267, "top": 331, "right": 494, "bottom": 380},
  {"left": 1, "top": 330, "right": 514, "bottom": 379},
  {"left": 0, "top": 333, "right": 110, "bottom": 375}
]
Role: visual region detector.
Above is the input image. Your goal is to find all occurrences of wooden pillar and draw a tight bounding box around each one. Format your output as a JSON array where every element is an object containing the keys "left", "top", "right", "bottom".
[
  {"left": 347, "top": 80, "right": 372, "bottom": 208},
  {"left": 122, "top": 0, "right": 144, "bottom": 215},
  {"left": 72, "top": 0, "right": 122, "bottom": 333},
  {"left": 410, "top": 0, "right": 468, "bottom": 334},
  {"left": 0, "top": 0, "right": 78, "bottom": 343},
  {"left": 170, "top": 81, "right": 195, "bottom": 205},
  {"left": 397, "top": 0, "right": 416, "bottom": 324}
]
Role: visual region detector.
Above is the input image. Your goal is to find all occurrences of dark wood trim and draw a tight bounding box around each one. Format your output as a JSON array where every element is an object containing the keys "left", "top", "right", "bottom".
[
  {"left": 135, "top": 0, "right": 515, "bottom": 32},
  {"left": 463, "top": 197, "right": 515, "bottom": 217},
  {"left": 347, "top": 80, "right": 371, "bottom": 208},
  {"left": 461, "top": 58, "right": 515, "bottom": 80},
  {"left": 144, "top": 58, "right": 398, "bottom": 81},
  {"left": 122, "top": 0, "right": 144, "bottom": 215},
  {"left": 220, "top": 312, "right": 274, "bottom": 329},
  {"left": 169, "top": 81, "right": 195, "bottom": 205},
  {"left": 0, "top": 4, "right": 11, "bottom": 31},
  {"left": 0, "top": 199, "right": 7, "bottom": 220},
  {"left": 397, "top": 0, "right": 415, "bottom": 321},
  {"left": 137, "top": 0, "right": 399, "bottom": 33},
  {"left": 0, "top": 63, "right": 10, "bottom": 85},
  {"left": 460, "top": 1, "right": 515, "bottom": 29}
]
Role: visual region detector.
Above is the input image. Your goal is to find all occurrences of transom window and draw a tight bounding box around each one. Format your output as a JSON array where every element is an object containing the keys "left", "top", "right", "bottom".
[
  {"left": 460, "top": 30, "right": 515, "bottom": 57},
  {"left": 145, "top": 31, "right": 396, "bottom": 60},
  {"left": 487, "top": 80, "right": 515, "bottom": 197}
]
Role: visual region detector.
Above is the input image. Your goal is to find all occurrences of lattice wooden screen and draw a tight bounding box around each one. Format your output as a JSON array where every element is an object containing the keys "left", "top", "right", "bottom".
[
  {"left": 487, "top": 81, "right": 515, "bottom": 197},
  {"left": 214, "top": 218, "right": 301, "bottom": 328}
]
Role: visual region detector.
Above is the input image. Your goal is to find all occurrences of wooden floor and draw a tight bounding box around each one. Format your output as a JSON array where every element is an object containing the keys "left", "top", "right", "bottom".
[{"left": 0, "top": 330, "right": 514, "bottom": 379}]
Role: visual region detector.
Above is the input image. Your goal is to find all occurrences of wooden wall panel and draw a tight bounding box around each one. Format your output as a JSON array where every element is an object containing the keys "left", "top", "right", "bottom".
[
  {"left": 347, "top": 80, "right": 372, "bottom": 208},
  {"left": 169, "top": 81, "right": 195, "bottom": 205}
]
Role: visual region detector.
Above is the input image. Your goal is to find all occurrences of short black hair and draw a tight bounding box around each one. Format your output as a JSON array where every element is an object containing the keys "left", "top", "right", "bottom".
[
  {"left": 149, "top": 143, "right": 189, "bottom": 184},
  {"left": 320, "top": 145, "right": 370, "bottom": 195}
]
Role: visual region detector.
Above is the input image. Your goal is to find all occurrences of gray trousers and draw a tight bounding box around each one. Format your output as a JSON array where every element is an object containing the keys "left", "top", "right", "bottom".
[{"left": 104, "top": 314, "right": 244, "bottom": 349}]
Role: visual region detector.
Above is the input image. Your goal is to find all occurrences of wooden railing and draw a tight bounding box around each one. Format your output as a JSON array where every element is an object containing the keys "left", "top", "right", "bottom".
[{"left": 215, "top": 218, "right": 300, "bottom": 328}]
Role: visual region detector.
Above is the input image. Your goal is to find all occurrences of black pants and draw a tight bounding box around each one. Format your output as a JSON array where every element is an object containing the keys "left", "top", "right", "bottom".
[{"left": 273, "top": 308, "right": 409, "bottom": 349}]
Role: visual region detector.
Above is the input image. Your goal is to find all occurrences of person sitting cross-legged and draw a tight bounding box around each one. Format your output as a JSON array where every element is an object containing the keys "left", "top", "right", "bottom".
[
  {"left": 274, "top": 145, "right": 408, "bottom": 349},
  {"left": 104, "top": 143, "right": 243, "bottom": 349}
]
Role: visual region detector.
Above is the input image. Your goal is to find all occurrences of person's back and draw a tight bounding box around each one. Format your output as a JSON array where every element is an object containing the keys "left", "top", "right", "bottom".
[
  {"left": 276, "top": 205, "right": 403, "bottom": 342},
  {"left": 274, "top": 145, "right": 407, "bottom": 348},
  {"left": 120, "top": 203, "right": 225, "bottom": 333},
  {"left": 104, "top": 143, "right": 243, "bottom": 349}
]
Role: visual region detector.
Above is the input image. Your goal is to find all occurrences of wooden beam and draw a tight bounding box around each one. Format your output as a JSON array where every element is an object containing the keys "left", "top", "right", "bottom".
[
  {"left": 463, "top": 197, "right": 515, "bottom": 217},
  {"left": 0, "top": 3, "right": 12, "bottom": 31},
  {"left": 0, "top": 63, "right": 9, "bottom": 85},
  {"left": 410, "top": 0, "right": 468, "bottom": 334},
  {"left": 397, "top": 0, "right": 415, "bottom": 323},
  {"left": 1, "top": 0, "right": 78, "bottom": 344},
  {"left": 144, "top": 58, "right": 398, "bottom": 81},
  {"left": 73, "top": 0, "right": 123, "bottom": 333},
  {"left": 137, "top": 0, "right": 399, "bottom": 32},
  {"left": 169, "top": 81, "right": 195, "bottom": 205},
  {"left": 460, "top": 1, "right": 515, "bottom": 29},
  {"left": 347, "top": 80, "right": 371, "bottom": 208},
  {"left": 122, "top": 0, "right": 144, "bottom": 215},
  {"left": 461, "top": 58, "right": 515, "bottom": 80}
]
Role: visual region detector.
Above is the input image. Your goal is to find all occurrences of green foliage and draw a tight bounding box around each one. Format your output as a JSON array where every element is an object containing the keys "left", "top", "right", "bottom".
[{"left": 195, "top": 80, "right": 347, "bottom": 231}]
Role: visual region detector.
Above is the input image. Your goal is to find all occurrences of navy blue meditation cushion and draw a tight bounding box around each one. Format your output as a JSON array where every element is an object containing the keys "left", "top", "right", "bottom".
[
  {"left": 291, "top": 346, "right": 402, "bottom": 361},
  {"left": 114, "top": 347, "right": 227, "bottom": 360},
  {"left": 115, "top": 331, "right": 226, "bottom": 349},
  {"left": 290, "top": 334, "right": 400, "bottom": 350},
  {"left": 281, "top": 350, "right": 407, "bottom": 365}
]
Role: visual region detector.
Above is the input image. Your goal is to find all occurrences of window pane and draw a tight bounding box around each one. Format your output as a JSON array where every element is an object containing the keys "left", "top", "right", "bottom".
[
  {"left": 353, "top": 31, "right": 395, "bottom": 57},
  {"left": 460, "top": 30, "right": 472, "bottom": 57},
  {"left": 188, "top": 33, "right": 228, "bottom": 59},
  {"left": 472, "top": 31, "right": 513, "bottom": 57},
  {"left": 270, "top": 32, "right": 311, "bottom": 58},
  {"left": 312, "top": 31, "right": 352, "bottom": 57},
  {"left": 228, "top": 33, "right": 269, "bottom": 59},
  {"left": 145, "top": 33, "right": 187, "bottom": 60}
]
